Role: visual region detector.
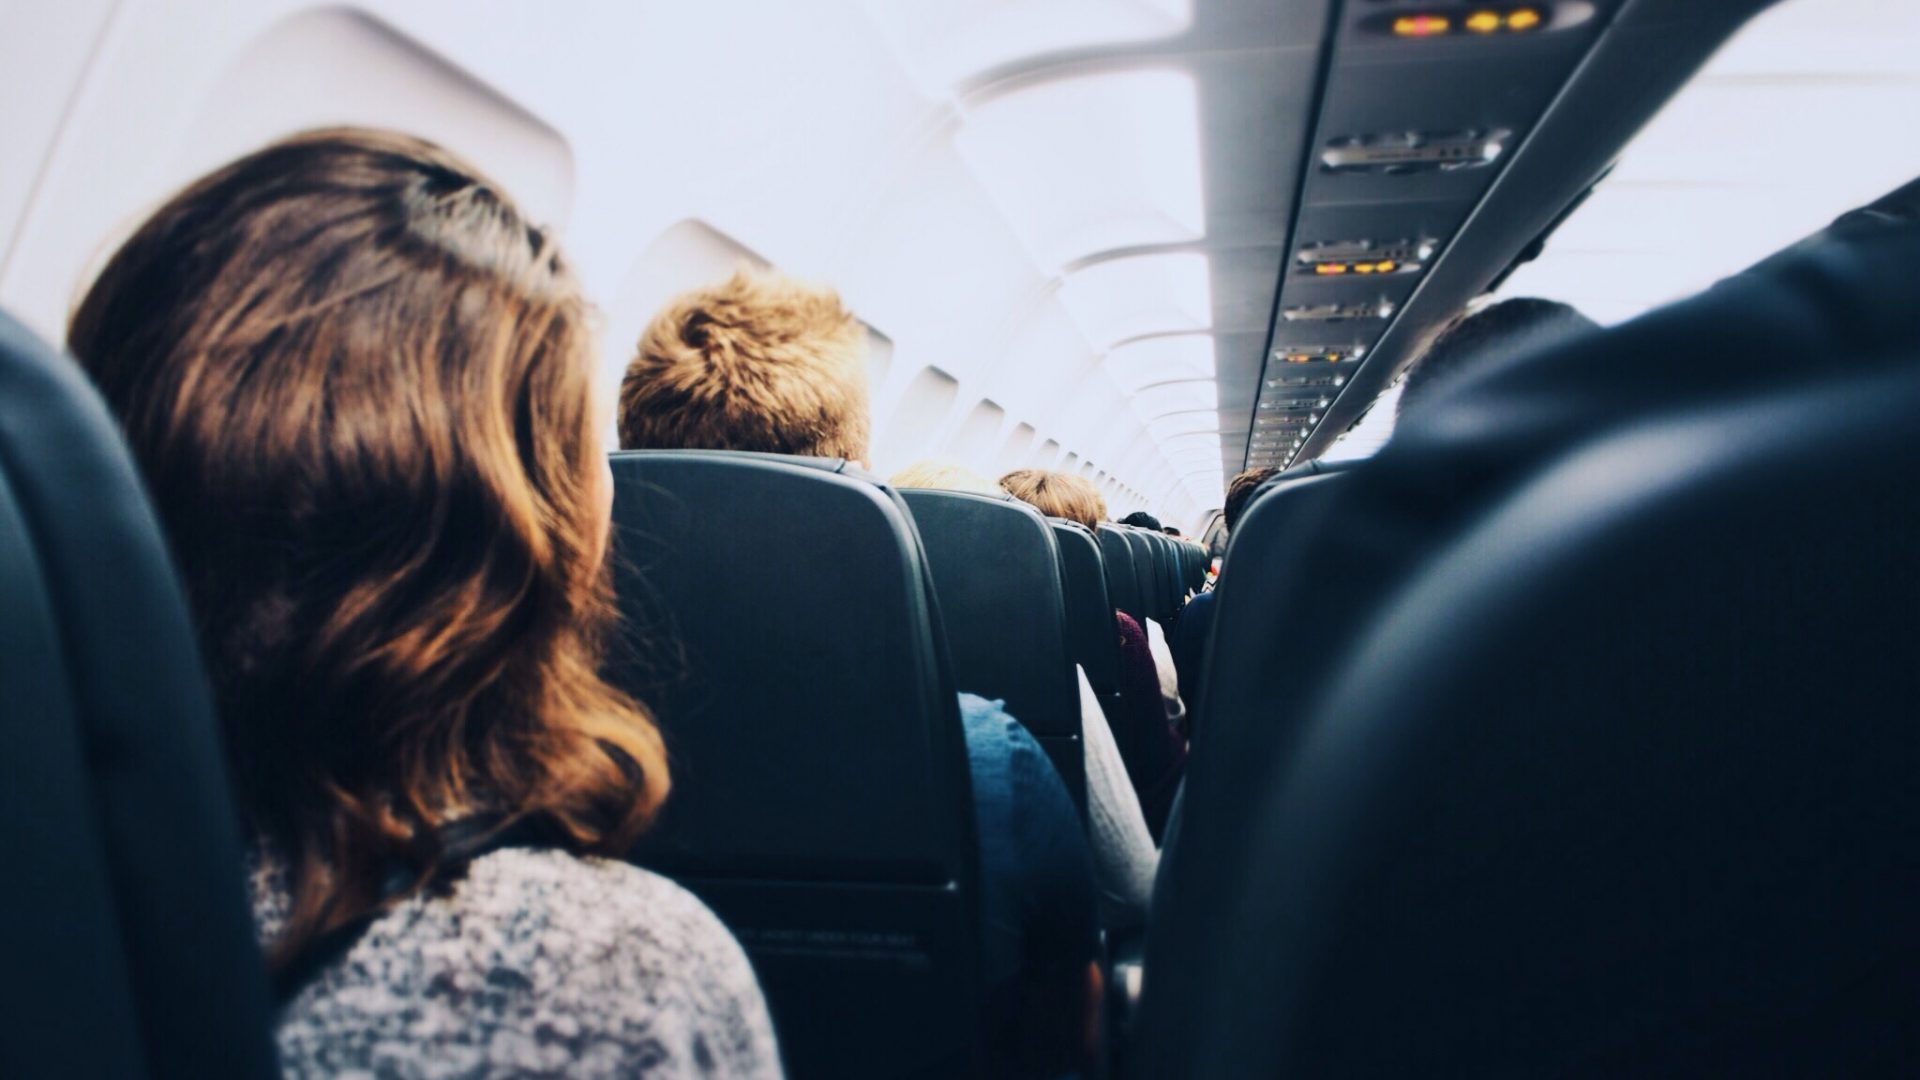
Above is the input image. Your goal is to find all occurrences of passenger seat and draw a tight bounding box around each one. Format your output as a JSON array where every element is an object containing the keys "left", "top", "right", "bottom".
[
  {"left": 1136, "top": 179, "right": 1920, "bottom": 1076},
  {"left": 0, "top": 311, "right": 278, "bottom": 1079},
  {"left": 607, "top": 450, "right": 984, "bottom": 1080},
  {"left": 899, "top": 488, "right": 1086, "bottom": 811}
]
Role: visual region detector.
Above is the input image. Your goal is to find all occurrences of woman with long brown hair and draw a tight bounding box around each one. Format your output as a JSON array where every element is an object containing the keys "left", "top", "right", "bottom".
[{"left": 69, "top": 128, "right": 780, "bottom": 1077}]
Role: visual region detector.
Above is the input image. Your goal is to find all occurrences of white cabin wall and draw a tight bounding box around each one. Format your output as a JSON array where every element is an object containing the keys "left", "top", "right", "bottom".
[
  {"left": 0, "top": 0, "right": 118, "bottom": 280},
  {"left": 0, "top": 0, "right": 1202, "bottom": 519}
]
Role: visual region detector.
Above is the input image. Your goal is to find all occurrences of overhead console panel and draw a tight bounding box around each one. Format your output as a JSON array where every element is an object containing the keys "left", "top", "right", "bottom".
[
  {"left": 1245, "top": 0, "right": 1617, "bottom": 471},
  {"left": 1245, "top": 0, "right": 1781, "bottom": 472}
]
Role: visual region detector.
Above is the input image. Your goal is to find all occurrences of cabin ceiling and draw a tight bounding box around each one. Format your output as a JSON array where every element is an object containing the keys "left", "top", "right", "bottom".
[{"left": 0, "top": 0, "right": 1843, "bottom": 521}]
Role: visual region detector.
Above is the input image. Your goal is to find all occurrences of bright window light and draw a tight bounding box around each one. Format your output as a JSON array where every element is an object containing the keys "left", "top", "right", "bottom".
[
  {"left": 1103, "top": 334, "right": 1216, "bottom": 392},
  {"left": 956, "top": 69, "right": 1205, "bottom": 268},
  {"left": 863, "top": 0, "right": 1193, "bottom": 96},
  {"left": 1494, "top": 0, "right": 1920, "bottom": 324},
  {"left": 1057, "top": 251, "right": 1212, "bottom": 350}
]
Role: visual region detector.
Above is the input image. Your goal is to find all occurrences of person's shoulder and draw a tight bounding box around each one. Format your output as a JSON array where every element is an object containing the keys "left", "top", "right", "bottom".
[
  {"left": 462, "top": 849, "right": 750, "bottom": 976},
  {"left": 457, "top": 849, "right": 782, "bottom": 1075},
  {"left": 1175, "top": 590, "right": 1216, "bottom": 636},
  {"left": 956, "top": 692, "right": 1050, "bottom": 761}
]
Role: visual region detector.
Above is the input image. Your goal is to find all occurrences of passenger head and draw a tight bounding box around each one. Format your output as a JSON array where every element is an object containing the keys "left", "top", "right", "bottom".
[
  {"left": 890, "top": 459, "right": 1000, "bottom": 494},
  {"left": 1223, "top": 467, "right": 1278, "bottom": 531},
  {"left": 618, "top": 269, "right": 870, "bottom": 463},
  {"left": 1397, "top": 297, "right": 1597, "bottom": 421},
  {"left": 68, "top": 128, "right": 668, "bottom": 965},
  {"left": 999, "top": 468, "right": 1107, "bottom": 530},
  {"left": 1119, "top": 511, "right": 1162, "bottom": 531}
]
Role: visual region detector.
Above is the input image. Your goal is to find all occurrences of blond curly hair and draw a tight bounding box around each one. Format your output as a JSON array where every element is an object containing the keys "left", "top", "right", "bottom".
[
  {"left": 618, "top": 269, "right": 870, "bottom": 462},
  {"left": 998, "top": 468, "right": 1109, "bottom": 531}
]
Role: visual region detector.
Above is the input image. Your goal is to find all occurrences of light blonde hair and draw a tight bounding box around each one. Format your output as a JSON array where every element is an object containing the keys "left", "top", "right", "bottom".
[
  {"left": 999, "top": 468, "right": 1108, "bottom": 531},
  {"left": 618, "top": 269, "right": 870, "bottom": 462},
  {"left": 890, "top": 459, "right": 1000, "bottom": 494}
]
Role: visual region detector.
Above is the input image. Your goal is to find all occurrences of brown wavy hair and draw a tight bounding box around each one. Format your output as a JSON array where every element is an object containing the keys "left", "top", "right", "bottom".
[
  {"left": 68, "top": 128, "right": 668, "bottom": 967},
  {"left": 998, "top": 468, "right": 1108, "bottom": 531}
]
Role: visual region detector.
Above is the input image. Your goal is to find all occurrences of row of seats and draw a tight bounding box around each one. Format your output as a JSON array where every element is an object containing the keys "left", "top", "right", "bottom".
[
  {"left": 0, "top": 341, "right": 1172, "bottom": 1078},
  {"left": 603, "top": 452, "right": 1192, "bottom": 1077},
  {"left": 1098, "top": 524, "right": 1201, "bottom": 628}
]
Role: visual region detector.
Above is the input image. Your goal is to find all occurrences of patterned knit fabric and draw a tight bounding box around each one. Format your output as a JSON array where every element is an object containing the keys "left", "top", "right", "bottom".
[{"left": 253, "top": 848, "right": 783, "bottom": 1079}]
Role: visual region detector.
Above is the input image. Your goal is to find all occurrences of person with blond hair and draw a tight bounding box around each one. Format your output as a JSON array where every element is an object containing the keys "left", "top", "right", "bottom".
[
  {"left": 1000, "top": 470, "right": 1188, "bottom": 841},
  {"left": 999, "top": 469, "right": 1108, "bottom": 532},
  {"left": 1006, "top": 476, "right": 1186, "bottom": 726},
  {"left": 619, "top": 269, "right": 871, "bottom": 461},
  {"left": 69, "top": 129, "right": 779, "bottom": 1077},
  {"left": 622, "top": 270, "right": 1099, "bottom": 1075},
  {"left": 889, "top": 459, "right": 1001, "bottom": 494}
]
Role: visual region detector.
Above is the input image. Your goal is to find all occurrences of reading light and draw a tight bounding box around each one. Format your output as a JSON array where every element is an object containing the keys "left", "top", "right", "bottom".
[
  {"left": 1273, "top": 346, "right": 1362, "bottom": 364},
  {"left": 1507, "top": 7, "right": 1544, "bottom": 30},
  {"left": 1392, "top": 13, "right": 1451, "bottom": 36},
  {"left": 1370, "top": 4, "right": 1555, "bottom": 39}
]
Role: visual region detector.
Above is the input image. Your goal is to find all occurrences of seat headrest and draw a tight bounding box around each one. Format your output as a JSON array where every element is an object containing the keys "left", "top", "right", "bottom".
[
  {"left": 607, "top": 450, "right": 973, "bottom": 883},
  {"left": 1188, "top": 364, "right": 1920, "bottom": 1075},
  {"left": 0, "top": 311, "right": 276, "bottom": 1079}
]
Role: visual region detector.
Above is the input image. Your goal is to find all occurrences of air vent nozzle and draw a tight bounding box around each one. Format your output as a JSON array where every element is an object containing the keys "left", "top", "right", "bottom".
[
  {"left": 1282, "top": 300, "right": 1397, "bottom": 322},
  {"left": 1322, "top": 129, "right": 1510, "bottom": 174}
]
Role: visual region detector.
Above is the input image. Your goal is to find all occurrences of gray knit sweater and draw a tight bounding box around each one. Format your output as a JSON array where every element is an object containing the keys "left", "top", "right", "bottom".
[{"left": 252, "top": 848, "right": 783, "bottom": 1078}]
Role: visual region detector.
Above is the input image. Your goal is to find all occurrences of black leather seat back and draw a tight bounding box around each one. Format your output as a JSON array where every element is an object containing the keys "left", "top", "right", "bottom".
[
  {"left": 1138, "top": 195, "right": 1920, "bottom": 1077},
  {"left": 1176, "top": 373, "right": 1920, "bottom": 1075},
  {"left": 1153, "top": 532, "right": 1183, "bottom": 614},
  {"left": 0, "top": 312, "right": 277, "bottom": 1080},
  {"left": 900, "top": 489, "right": 1086, "bottom": 811},
  {"left": 1183, "top": 542, "right": 1207, "bottom": 591},
  {"left": 1097, "top": 524, "right": 1145, "bottom": 624},
  {"left": 607, "top": 450, "right": 981, "bottom": 1079},
  {"left": 1049, "top": 520, "right": 1121, "bottom": 697},
  {"left": 1122, "top": 529, "right": 1163, "bottom": 623}
]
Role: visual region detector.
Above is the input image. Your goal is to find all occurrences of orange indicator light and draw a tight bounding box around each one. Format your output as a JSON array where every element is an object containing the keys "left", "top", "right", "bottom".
[
  {"left": 1392, "top": 14, "right": 1451, "bottom": 37},
  {"left": 1465, "top": 10, "right": 1503, "bottom": 33},
  {"left": 1507, "top": 7, "right": 1543, "bottom": 30},
  {"left": 1315, "top": 263, "right": 1349, "bottom": 275},
  {"left": 1286, "top": 353, "right": 1312, "bottom": 364}
]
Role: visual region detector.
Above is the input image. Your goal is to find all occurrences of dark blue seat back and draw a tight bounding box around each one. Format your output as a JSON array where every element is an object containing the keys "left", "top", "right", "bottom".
[
  {"left": 1152, "top": 532, "right": 1183, "bottom": 615},
  {"left": 607, "top": 450, "right": 982, "bottom": 1079},
  {"left": 1049, "top": 520, "right": 1121, "bottom": 697},
  {"left": 0, "top": 312, "right": 277, "bottom": 1080},
  {"left": 1122, "top": 529, "right": 1162, "bottom": 623},
  {"left": 900, "top": 489, "right": 1086, "bottom": 812},
  {"left": 1098, "top": 524, "right": 1146, "bottom": 624},
  {"left": 1137, "top": 192, "right": 1920, "bottom": 1076},
  {"left": 1182, "top": 541, "right": 1207, "bottom": 591}
]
